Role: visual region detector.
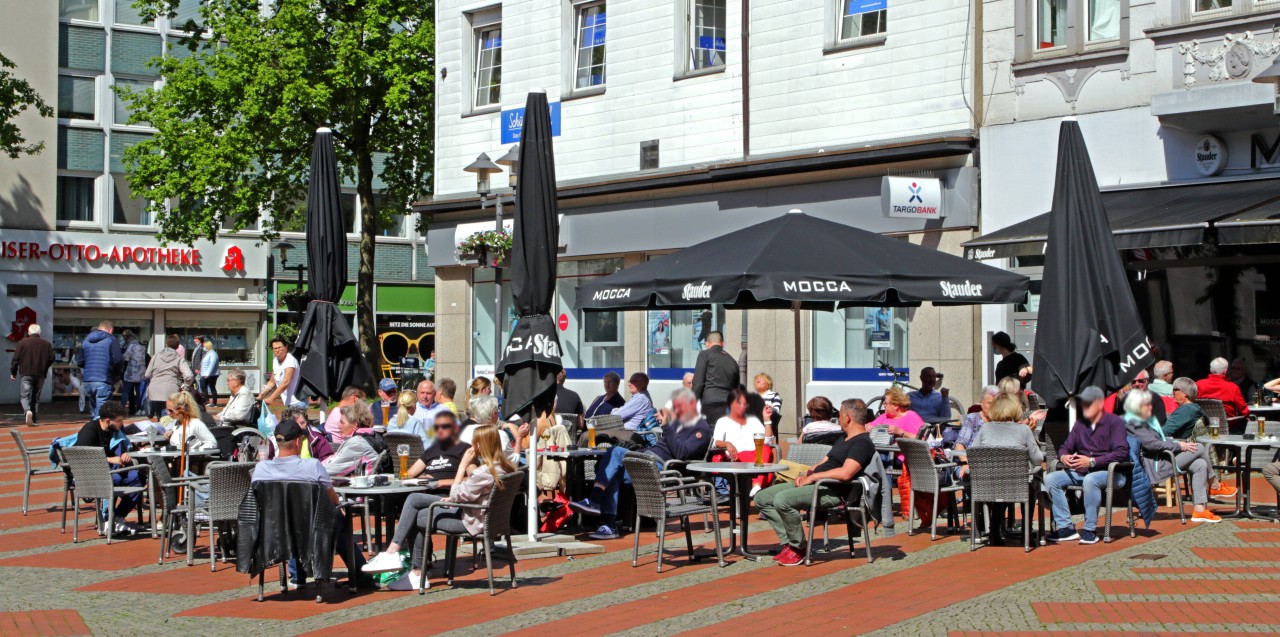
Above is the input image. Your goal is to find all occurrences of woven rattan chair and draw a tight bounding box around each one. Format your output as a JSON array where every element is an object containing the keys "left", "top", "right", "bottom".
[
  {"left": 623, "top": 455, "right": 725, "bottom": 573},
  {"left": 787, "top": 443, "right": 832, "bottom": 466},
  {"left": 1196, "top": 398, "right": 1247, "bottom": 434},
  {"left": 204, "top": 462, "right": 254, "bottom": 571},
  {"left": 966, "top": 447, "right": 1043, "bottom": 553},
  {"left": 383, "top": 431, "right": 424, "bottom": 469},
  {"left": 61, "top": 447, "right": 149, "bottom": 544},
  {"left": 899, "top": 438, "right": 964, "bottom": 540},
  {"left": 147, "top": 455, "right": 206, "bottom": 563},
  {"left": 423, "top": 471, "right": 525, "bottom": 595},
  {"left": 9, "top": 430, "right": 62, "bottom": 516},
  {"left": 1041, "top": 441, "right": 1136, "bottom": 543},
  {"left": 804, "top": 475, "right": 875, "bottom": 564}
]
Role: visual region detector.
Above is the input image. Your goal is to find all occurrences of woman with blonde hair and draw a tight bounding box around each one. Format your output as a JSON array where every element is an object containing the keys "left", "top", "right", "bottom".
[
  {"left": 998, "top": 375, "right": 1030, "bottom": 416},
  {"left": 362, "top": 424, "right": 516, "bottom": 590},
  {"left": 469, "top": 376, "right": 492, "bottom": 397},
  {"left": 166, "top": 390, "right": 216, "bottom": 452}
]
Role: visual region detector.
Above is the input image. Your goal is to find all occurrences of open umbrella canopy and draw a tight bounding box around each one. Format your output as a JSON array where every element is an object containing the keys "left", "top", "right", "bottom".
[
  {"left": 575, "top": 211, "right": 1030, "bottom": 311},
  {"left": 498, "top": 91, "right": 563, "bottom": 421},
  {"left": 292, "top": 128, "right": 372, "bottom": 402},
  {"left": 1033, "top": 120, "right": 1154, "bottom": 409}
]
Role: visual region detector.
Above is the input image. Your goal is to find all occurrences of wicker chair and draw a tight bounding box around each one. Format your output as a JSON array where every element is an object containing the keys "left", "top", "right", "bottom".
[
  {"left": 786, "top": 443, "right": 832, "bottom": 467},
  {"left": 60, "top": 447, "right": 149, "bottom": 544},
  {"left": 1196, "top": 398, "right": 1247, "bottom": 434},
  {"left": 9, "top": 430, "right": 62, "bottom": 516},
  {"left": 148, "top": 455, "right": 202, "bottom": 563},
  {"left": 383, "top": 431, "right": 424, "bottom": 468},
  {"left": 1041, "top": 442, "right": 1137, "bottom": 543},
  {"left": 804, "top": 475, "right": 875, "bottom": 565},
  {"left": 204, "top": 462, "right": 255, "bottom": 571},
  {"left": 423, "top": 471, "right": 525, "bottom": 595},
  {"left": 966, "top": 447, "right": 1043, "bottom": 553},
  {"left": 899, "top": 438, "right": 964, "bottom": 540},
  {"left": 624, "top": 455, "right": 725, "bottom": 573}
]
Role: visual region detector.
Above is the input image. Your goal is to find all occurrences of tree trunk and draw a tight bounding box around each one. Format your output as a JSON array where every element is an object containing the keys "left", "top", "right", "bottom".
[{"left": 356, "top": 149, "right": 378, "bottom": 380}]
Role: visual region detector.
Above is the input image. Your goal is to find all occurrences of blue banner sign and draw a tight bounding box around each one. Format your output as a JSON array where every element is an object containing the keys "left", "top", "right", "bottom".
[
  {"left": 500, "top": 101, "right": 562, "bottom": 145},
  {"left": 847, "top": 0, "right": 886, "bottom": 14}
]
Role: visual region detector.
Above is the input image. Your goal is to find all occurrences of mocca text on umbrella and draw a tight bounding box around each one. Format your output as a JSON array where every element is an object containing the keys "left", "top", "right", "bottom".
[
  {"left": 782, "top": 280, "right": 853, "bottom": 293},
  {"left": 682, "top": 282, "right": 713, "bottom": 300},
  {"left": 592, "top": 288, "right": 631, "bottom": 301},
  {"left": 504, "top": 333, "right": 562, "bottom": 359},
  {"left": 939, "top": 280, "right": 984, "bottom": 298}
]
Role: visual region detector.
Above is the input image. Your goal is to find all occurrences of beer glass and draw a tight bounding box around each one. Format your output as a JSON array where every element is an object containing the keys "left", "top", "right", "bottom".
[
  {"left": 752, "top": 433, "right": 765, "bottom": 467},
  {"left": 381, "top": 403, "right": 390, "bottom": 424},
  {"left": 397, "top": 444, "right": 410, "bottom": 479},
  {"left": 587, "top": 421, "right": 597, "bottom": 449},
  {"left": 1258, "top": 416, "right": 1267, "bottom": 438},
  {"left": 1209, "top": 417, "right": 1220, "bottom": 440}
]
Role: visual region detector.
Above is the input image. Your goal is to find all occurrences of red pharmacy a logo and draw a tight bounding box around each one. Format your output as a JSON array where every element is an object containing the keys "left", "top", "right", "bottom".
[{"left": 222, "top": 246, "right": 245, "bottom": 272}]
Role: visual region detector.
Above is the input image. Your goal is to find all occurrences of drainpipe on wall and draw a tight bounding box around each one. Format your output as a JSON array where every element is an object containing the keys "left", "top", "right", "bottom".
[{"left": 741, "top": 0, "right": 750, "bottom": 159}]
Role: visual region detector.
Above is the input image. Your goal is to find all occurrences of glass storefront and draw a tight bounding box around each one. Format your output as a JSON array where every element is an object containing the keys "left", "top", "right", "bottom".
[
  {"left": 51, "top": 317, "right": 153, "bottom": 397},
  {"left": 165, "top": 318, "right": 260, "bottom": 368},
  {"left": 647, "top": 306, "right": 726, "bottom": 375},
  {"left": 812, "top": 306, "right": 909, "bottom": 379}
]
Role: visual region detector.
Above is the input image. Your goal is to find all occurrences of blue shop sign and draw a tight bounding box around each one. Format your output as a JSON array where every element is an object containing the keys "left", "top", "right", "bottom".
[
  {"left": 500, "top": 102, "right": 562, "bottom": 145},
  {"left": 847, "top": 0, "right": 886, "bottom": 14}
]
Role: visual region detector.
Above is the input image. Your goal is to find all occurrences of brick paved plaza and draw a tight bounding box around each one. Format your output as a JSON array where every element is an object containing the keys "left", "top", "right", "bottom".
[{"left": 2, "top": 407, "right": 1278, "bottom": 637}]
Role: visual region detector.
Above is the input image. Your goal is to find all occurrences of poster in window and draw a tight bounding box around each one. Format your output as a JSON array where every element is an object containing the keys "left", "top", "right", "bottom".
[
  {"left": 649, "top": 310, "right": 671, "bottom": 355},
  {"left": 865, "top": 307, "right": 891, "bottom": 349},
  {"left": 583, "top": 311, "right": 621, "bottom": 346},
  {"left": 691, "top": 309, "right": 713, "bottom": 351},
  {"left": 377, "top": 314, "right": 435, "bottom": 379}
]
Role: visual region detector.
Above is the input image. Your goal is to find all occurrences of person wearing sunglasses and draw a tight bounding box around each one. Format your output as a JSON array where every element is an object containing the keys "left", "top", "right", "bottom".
[
  {"left": 1108, "top": 370, "right": 1174, "bottom": 423},
  {"left": 405, "top": 411, "right": 471, "bottom": 491}
]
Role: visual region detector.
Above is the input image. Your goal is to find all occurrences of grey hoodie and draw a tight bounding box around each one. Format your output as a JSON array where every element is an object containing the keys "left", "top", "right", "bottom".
[{"left": 145, "top": 348, "right": 193, "bottom": 402}]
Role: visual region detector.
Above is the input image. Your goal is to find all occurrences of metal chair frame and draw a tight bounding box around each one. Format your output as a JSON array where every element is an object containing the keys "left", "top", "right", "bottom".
[
  {"left": 898, "top": 438, "right": 965, "bottom": 540},
  {"left": 624, "top": 456, "right": 726, "bottom": 573},
  {"left": 9, "top": 430, "right": 62, "bottom": 516},
  {"left": 965, "top": 447, "right": 1044, "bottom": 553},
  {"left": 60, "top": 446, "right": 150, "bottom": 544},
  {"left": 423, "top": 471, "right": 526, "bottom": 596}
]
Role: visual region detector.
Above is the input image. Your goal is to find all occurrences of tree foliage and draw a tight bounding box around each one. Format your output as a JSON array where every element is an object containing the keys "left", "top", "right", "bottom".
[
  {"left": 0, "top": 51, "right": 54, "bottom": 159},
  {"left": 125, "top": 0, "right": 435, "bottom": 361}
]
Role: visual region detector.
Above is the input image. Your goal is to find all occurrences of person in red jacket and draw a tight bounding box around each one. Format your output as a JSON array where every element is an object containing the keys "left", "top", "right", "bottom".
[{"left": 1196, "top": 357, "right": 1250, "bottom": 419}]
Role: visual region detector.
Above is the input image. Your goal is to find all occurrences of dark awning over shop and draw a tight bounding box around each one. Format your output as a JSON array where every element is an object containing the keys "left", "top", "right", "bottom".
[
  {"left": 1216, "top": 198, "right": 1280, "bottom": 245},
  {"left": 963, "top": 178, "right": 1280, "bottom": 259}
]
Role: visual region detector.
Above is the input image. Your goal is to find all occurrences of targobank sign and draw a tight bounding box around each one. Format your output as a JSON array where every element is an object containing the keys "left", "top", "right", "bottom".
[{"left": 882, "top": 176, "right": 944, "bottom": 220}]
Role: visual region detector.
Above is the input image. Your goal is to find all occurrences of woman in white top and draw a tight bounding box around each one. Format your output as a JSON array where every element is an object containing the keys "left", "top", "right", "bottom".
[
  {"left": 166, "top": 391, "right": 216, "bottom": 452},
  {"left": 712, "top": 387, "right": 774, "bottom": 494}
]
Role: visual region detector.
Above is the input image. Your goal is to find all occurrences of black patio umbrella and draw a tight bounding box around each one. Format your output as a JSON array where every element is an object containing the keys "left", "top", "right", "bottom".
[
  {"left": 292, "top": 128, "right": 372, "bottom": 402},
  {"left": 497, "top": 90, "right": 564, "bottom": 422},
  {"left": 1033, "top": 119, "right": 1153, "bottom": 413},
  {"left": 576, "top": 211, "right": 1030, "bottom": 425}
]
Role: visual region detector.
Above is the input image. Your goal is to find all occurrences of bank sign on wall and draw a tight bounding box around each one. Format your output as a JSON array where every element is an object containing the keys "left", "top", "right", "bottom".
[
  {"left": 881, "top": 176, "right": 944, "bottom": 219},
  {"left": 0, "top": 229, "right": 268, "bottom": 279}
]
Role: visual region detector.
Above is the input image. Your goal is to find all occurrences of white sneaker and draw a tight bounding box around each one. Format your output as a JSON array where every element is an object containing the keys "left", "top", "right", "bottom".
[
  {"left": 749, "top": 485, "right": 762, "bottom": 498},
  {"left": 361, "top": 551, "right": 403, "bottom": 574},
  {"left": 24, "top": 411, "right": 33, "bottom": 426},
  {"left": 386, "top": 572, "right": 426, "bottom": 591}
]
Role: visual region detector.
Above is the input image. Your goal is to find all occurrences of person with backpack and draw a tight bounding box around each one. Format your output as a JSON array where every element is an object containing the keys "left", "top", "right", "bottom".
[{"left": 323, "top": 404, "right": 378, "bottom": 477}]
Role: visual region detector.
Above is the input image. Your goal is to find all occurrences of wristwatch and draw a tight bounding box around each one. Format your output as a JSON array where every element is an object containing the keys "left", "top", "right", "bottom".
[{"left": 1088, "top": 456, "right": 1096, "bottom": 469}]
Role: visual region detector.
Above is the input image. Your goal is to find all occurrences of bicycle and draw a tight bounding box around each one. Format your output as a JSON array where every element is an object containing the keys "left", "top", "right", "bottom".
[{"left": 864, "top": 360, "right": 965, "bottom": 417}]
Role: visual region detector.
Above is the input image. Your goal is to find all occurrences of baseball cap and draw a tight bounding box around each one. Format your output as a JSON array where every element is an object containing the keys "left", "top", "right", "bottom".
[
  {"left": 275, "top": 419, "right": 306, "bottom": 442},
  {"left": 1077, "top": 386, "right": 1106, "bottom": 406},
  {"left": 378, "top": 378, "right": 398, "bottom": 393}
]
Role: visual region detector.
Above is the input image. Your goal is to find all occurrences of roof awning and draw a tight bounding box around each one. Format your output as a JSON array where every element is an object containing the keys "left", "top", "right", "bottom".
[
  {"left": 1216, "top": 198, "right": 1280, "bottom": 245},
  {"left": 963, "top": 178, "right": 1280, "bottom": 259}
]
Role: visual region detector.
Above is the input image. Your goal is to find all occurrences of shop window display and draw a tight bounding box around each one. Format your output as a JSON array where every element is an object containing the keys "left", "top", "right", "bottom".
[{"left": 51, "top": 319, "right": 152, "bottom": 397}]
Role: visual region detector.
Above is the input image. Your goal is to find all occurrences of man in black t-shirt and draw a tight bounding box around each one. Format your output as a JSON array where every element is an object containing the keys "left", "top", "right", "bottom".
[
  {"left": 754, "top": 399, "right": 875, "bottom": 566},
  {"left": 73, "top": 402, "right": 144, "bottom": 536},
  {"left": 408, "top": 411, "right": 471, "bottom": 490}
]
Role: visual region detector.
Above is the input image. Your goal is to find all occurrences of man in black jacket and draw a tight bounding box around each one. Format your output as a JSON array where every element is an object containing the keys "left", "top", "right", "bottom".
[
  {"left": 10, "top": 324, "right": 53, "bottom": 426},
  {"left": 693, "top": 331, "right": 739, "bottom": 423}
]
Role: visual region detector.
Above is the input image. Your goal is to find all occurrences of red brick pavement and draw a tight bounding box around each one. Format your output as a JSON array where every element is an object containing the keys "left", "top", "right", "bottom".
[
  {"left": 76, "top": 561, "right": 252, "bottom": 595},
  {"left": 1235, "top": 531, "right": 1280, "bottom": 543},
  {"left": 951, "top": 633, "right": 1243, "bottom": 636},
  {"left": 0, "top": 534, "right": 164, "bottom": 571},
  {"left": 0, "top": 610, "right": 91, "bottom": 637},
  {"left": 1095, "top": 578, "right": 1280, "bottom": 595},
  {"left": 1191, "top": 547, "right": 1280, "bottom": 562},
  {"left": 1132, "top": 566, "right": 1280, "bottom": 575},
  {"left": 1033, "top": 601, "right": 1280, "bottom": 625}
]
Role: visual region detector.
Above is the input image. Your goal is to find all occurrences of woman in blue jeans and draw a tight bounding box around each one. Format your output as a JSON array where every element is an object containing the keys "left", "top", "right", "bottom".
[{"left": 361, "top": 425, "right": 516, "bottom": 590}]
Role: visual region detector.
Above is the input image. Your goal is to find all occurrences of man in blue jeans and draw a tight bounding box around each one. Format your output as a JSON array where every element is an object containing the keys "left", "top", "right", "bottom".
[
  {"left": 1043, "top": 386, "right": 1131, "bottom": 545},
  {"left": 570, "top": 388, "right": 712, "bottom": 539},
  {"left": 77, "top": 320, "right": 122, "bottom": 420}
]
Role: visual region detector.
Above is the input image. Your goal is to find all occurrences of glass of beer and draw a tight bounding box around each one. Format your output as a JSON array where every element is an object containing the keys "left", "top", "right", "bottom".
[
  {"left": 1209, "top": 417, "right": 1221, "bottom": 440},
  {"left": 381, "top": 403, "right": 390, "bottom": 424},
  {"left": 587, "top": 422, "right": 597, "bottom": 449},
  {"left": 1258, "top": 416, "right": 1267, "bottom": 438},
  {"left": 753, "top": 433, "right": 765, "bottom": 467},
  {"left": 397, "top": 444, "right": 410, "bottom": 479}
]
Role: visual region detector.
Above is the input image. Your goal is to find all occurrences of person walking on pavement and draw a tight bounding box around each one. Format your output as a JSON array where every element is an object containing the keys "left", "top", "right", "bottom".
[
  {"left": 77, "top": 320, "right": 123, "bottom": 420},
  {"left": 10, "top": 324, "right": 54, "bottom": 426},
  {"left": 190, "top": 336, "right": 206, "bottom": 401},
  {"left": 199, "top": 339, "right": 220, "bottom": 407},
  {"left": 692, "top": 331, "right": 739, "bottom": 424},
  {"left": 120, "top": 331, "right": 147, "bottom": 417},
  {"left": 145, "top": 334, "right": 194, "bottom": 420}
]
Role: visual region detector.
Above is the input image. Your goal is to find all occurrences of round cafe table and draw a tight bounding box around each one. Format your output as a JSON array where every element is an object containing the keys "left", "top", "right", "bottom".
[
  {"left": 334, "top": 482, "right": 430, "bottom": 552},
  {"left": 687, "top": 461, "right": 786, "bottom": 561},
  {"left": 1197, "top": 435, "right": 1280, "bottom": 521}
]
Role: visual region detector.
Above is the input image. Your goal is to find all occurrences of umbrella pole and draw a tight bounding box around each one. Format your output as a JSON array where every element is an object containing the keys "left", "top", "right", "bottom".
[
  {"left": 1068, "top": 400, "right": 1077, "bottom": 432},
  {"left": 526, "top": 412, "right": 540, "bottom": 543},
  {"left": 792, "top": 302, "right": 803, "bottom": 436}
]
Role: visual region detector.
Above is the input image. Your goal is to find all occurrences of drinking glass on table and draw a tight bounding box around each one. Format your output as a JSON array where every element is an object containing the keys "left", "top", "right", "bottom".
[
  {"left": 1258, "top": 416, "right": 1266, "bottom": 438},
  {"left": 1209, "top": 416, "right": 1221, "bottom": 439},
  {"left": 587, "top": 421, "right": 597, "bottom": 448},
  {"left": 752, "top": 433, "right": 765, "bottom": 467},
  {"left": 381, "top": 402, "right": 390, "bottom": 424},
  {"left": 397, "top": 444, "right": 410, "bottom": 479}
]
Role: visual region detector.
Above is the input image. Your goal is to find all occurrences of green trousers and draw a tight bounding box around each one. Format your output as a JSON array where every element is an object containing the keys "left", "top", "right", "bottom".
[{"left": 753, "top": 482, "right": 842, "bottom": 549}]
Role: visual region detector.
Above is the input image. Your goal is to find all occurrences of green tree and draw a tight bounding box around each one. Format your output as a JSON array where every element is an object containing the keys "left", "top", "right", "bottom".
[
  {"left": 124, "top": 0, "right": 434, "bottom": 361},
  {"left": 0, "top": 51, "right": 54, "bottom": 158}
]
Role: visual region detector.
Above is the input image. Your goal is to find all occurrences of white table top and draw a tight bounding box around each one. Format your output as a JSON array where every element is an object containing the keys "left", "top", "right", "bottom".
[
  {"left": 1197, "top": 435, "right": 1280, "bottom": 448},
  {"left": 132, "top": 448, "right": 218, "bottom": 458},
  {"left": 687, "top": 461, "right": 787, "bottom": 475},
  {"left": 333, "top": 483, "right": 429, "bottom": 496}
]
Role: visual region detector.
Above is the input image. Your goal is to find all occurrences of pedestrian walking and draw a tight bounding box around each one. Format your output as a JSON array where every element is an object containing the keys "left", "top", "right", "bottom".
[
  {"left": 199, "top": 338, "right": 220, "bottom": 407},
  {"left": 145, "top": 334, "right": 194, "bottom": 420},
  {"left": 77, "top": 320, "right": 123, "bottom": 420},
  {"left": 190, "top": 336, "right": 206, "bottom": 402},
  {"left": 120, "top": 331, "right": 147, "bottom": 416},
  {"left": 9, "top": 324, "right": 54, "bottom": 425},
  {"left": 692, "top": 331, "right": 739, "bottom": 423}
]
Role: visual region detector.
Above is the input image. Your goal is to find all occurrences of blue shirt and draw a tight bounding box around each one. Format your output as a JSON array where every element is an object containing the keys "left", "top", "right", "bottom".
[
  {"left": 908, "top": 389, "right": 951, "bottom": 421},
  {"left": 612, "top": 392, "right": 653, "bottom": 430},
  {"left": 251, "top": 454, "right": 332, "bottom": 488}
]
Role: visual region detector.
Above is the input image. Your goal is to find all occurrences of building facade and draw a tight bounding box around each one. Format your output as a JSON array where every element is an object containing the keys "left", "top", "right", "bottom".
[
  {"left": 0, "top": 0, "right": 432, "bottom": 407},
  {"left": 421, "top": 0, "right": 990, "bottom": 431},
  {"left": 973, "top": 0, "right": 1280, "bottom": 389}
]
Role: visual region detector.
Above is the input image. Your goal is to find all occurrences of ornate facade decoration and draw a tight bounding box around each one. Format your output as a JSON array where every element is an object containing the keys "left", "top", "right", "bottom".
[{"left": 1178, "top": 29, "right": 1280, "bottom": 89}]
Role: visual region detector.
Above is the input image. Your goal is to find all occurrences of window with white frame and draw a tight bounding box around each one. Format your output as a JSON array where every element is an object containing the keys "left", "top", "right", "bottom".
[
  {"left": 111, "top": 174, "right": 151, "bottom": 226},
  {"left": 474, "top": 25, "right": 502, "bottom": 109},
  {"left": 113, "top": 78, "right": 153, "bottom": 127},
  {"left": 574, "top": 2, "right": 607, "bottom": 89},
  {"left": 114, "top": 0, "right": 151, "bottom": 26},
  {"left": 60, "top": 0, "right": 100, "bottom": 22},
  {"left": 1193, "top": 0, "right": 1231, "bottom": 13},
  {"left": 58, "top": 75, "right": 98, "bottom": 121},
  {"left": 840, "top": 0, "right": 887, "bottom": 41},
  {"left": 1019, "top": 0, "right": 1127, "bottom": 60},
  {"left": 57, "top": 174, "right": 97, "bottom": 223},
  {"left": 689, "top": 0, "right": 726, "bottom": 71}
]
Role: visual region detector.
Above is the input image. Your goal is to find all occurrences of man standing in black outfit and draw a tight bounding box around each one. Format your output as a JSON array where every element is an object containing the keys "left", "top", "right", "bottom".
[
  {"left": 10, "top": 324, "right": 53, "bottom": 426},
  {"left": 554, "top": 369, "right": 585, "bottom": 433},
  {"left": 992, "top": 331, "right": 1031, "bottom": 388},
  {"left": 693, "top": 331, "right": 739, "bottom": 423}
]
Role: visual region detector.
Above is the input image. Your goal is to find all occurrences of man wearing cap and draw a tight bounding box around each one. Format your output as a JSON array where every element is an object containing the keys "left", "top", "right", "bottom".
[
  {"left": 1042, "top": 387, "right": 1131, "bottom": 545},
  {"left": 372, "top": 378, "right": 400, "bottom": 429},
  {"left": 251, "top": 419, "right": 368, "bottom": 585}
]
